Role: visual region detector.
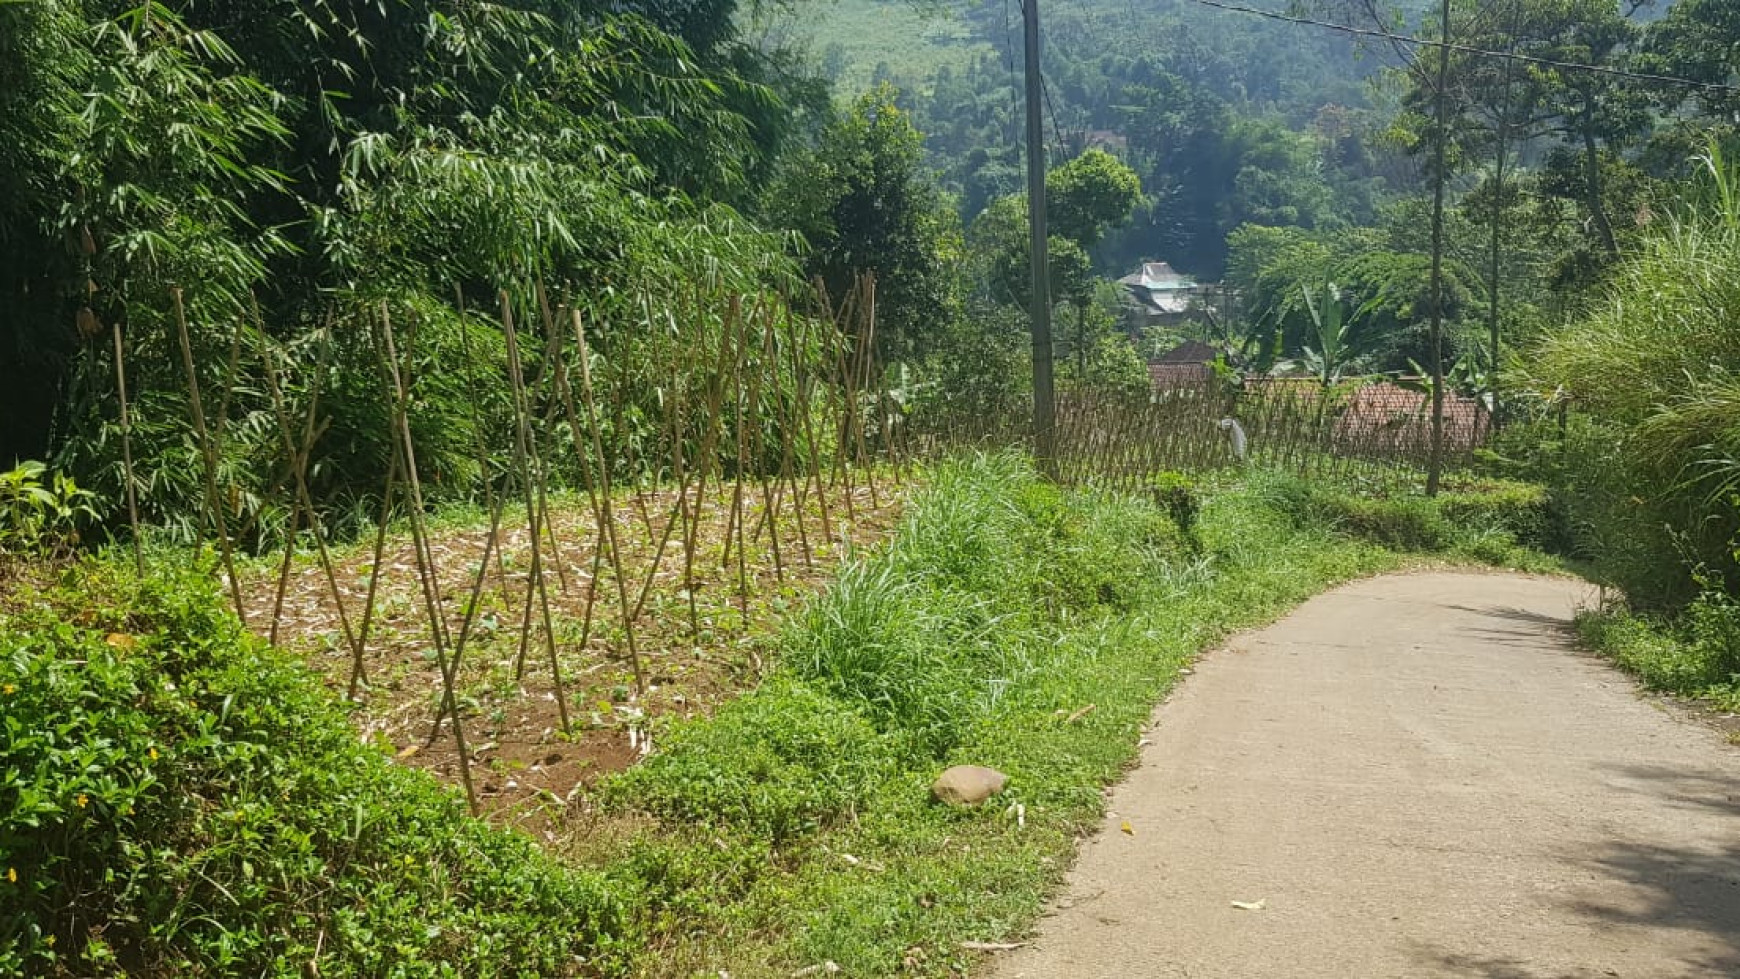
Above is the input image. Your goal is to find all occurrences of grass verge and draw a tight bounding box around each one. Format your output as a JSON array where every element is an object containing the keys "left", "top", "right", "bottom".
[
  {"left": 19, "top": 455, "right": 1562, "bottom": 976},
  {"left": 1574, "top": 590, "right": 1740, "bottom": 714},
  {"left": 589, "top": 454, "right": 1399, "bottom": 976}
]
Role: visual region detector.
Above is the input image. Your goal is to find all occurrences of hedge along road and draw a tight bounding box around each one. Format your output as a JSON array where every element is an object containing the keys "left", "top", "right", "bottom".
[{"left": 996, "top": 572, "right": 1740, "bottom": 979}]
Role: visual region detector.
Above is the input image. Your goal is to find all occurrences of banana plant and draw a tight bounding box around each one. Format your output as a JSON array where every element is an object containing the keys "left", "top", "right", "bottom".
[{"left": 1275, "top": 275, "right": 1371, "bottom": 388}]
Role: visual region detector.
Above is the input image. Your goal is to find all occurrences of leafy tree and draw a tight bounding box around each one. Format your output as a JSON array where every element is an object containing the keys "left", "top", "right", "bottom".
[
  {"left": 1046, "top": 149, "right": 1143, "bottom": 250},
  {"left": 767, "top": 84, "right": 960, "bottom": 364},
  {"left": 1642, "top": 0, "right": 1740, "bottom": 121}
]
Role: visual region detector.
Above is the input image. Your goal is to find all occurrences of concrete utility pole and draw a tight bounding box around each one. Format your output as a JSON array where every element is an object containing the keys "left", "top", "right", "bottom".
[
  {"left": 1426, "top": 0, "right": 1451, "bottom": 497},
  {"left": 1022, "top": 0, "right": 1056, "bottom": 474},
  {"left": 1488, "top": 2, "right": 1520, "bottom": 433}
]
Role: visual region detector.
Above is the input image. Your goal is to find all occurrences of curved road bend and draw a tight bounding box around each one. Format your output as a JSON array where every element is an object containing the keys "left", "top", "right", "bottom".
[{"left": 998, "top": 573, "right": 1740, "bottom": 979}]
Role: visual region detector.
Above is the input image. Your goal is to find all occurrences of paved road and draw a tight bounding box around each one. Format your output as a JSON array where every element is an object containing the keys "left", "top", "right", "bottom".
[{"left": 997, "top": 572, "right": 1740, "bottom": 979}]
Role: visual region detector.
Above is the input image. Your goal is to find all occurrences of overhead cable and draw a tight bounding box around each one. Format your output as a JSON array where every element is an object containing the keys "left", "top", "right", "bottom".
[{"left": 1184, "top": 0, "right": 1740, "bottom": 95}]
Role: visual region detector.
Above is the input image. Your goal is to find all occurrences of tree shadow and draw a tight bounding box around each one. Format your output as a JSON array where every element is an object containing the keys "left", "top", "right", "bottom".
[
  {"left": 1561, "top": 836, "right": 1740, "bottom": 975},
  {"left": 1412, "top": 762, "right": 1740, "bottom": 976},
  {"left": 1407, "top": 948, "right": 1589, "bottom": 979},
  {"left": 1562, "top": 762, "right": 1740, "bottom": 974},
  {"left": 1436, "top": 603, "right": 1580, "bottom": 651},
  {"left": 1446, "top": 603, "right": 1577, "bottom": 630},
  {"left": 1597, "top": 762, "right": 1740, "bottom": 819}
]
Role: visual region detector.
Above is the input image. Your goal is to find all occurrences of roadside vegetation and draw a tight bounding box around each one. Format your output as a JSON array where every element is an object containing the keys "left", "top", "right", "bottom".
[
  {"left": 4, "top": 449, "right": 1587, "bottom": 975},
  {"left": 0, "top": 561, "right": 624, "bottom": 976}
]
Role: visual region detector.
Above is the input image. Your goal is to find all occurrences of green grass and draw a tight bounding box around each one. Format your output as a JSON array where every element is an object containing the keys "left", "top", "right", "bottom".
[
  {"left": 594, "top": 453, "right": 1398, "bottom": 975},
  {"left": 1576, "top": 589, "right": 1740, "bottom": 713}
]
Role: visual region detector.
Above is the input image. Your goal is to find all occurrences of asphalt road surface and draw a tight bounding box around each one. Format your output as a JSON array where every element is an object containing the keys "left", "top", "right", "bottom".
[{"left": 997, "top": 573, "right": 1740, "bottom": 979}]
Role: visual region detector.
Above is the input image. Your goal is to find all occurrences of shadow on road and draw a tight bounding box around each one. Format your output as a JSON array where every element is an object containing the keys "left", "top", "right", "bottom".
[
  {"left": 1444, "top": 603, "right": 1577, "bottom": 650},
  {"left": 1566, "top": 764, "right": 1740, "bottom": 974},
  {"left": 1407, "top": 948, "right": 1588, "bottom": 979},
  {"left": 1414, "top": 761, "right": 1740, "bottom": 977}
]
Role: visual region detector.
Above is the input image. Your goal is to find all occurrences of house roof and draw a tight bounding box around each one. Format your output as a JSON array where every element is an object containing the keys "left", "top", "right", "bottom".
[
  {"left": 1119, "top": 262, "right": 1194, "bottom": 290},
  {"left": 1154, "top": 340, "right": 1220, "bottom": 365},
  {"left": 1147, "top": 362, "right": 1215, "bottom": 390},
  {"left": 1140, "top": 262, "right": 1191, "bottom": 290},
  {"left": 1333, "top": 381, "right": 1489, "bottom": 450}
]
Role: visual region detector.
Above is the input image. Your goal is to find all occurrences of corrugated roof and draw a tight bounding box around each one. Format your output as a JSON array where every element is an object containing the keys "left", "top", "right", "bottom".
[
  {"left": 1154, "top": 340, "right": 1219, "bottom": 365},
  {"left": 1333, "top": 381, "right": 1488, "bottom": 451}
]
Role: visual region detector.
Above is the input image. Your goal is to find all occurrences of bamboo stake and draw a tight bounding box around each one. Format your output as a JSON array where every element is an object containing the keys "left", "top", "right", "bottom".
[
  {"left": 352, "top": 449, "right": 398, "bottom": 699},
  {"left": 501, "top": 293, "right": 570, "bottom": 734},
  {"left": 379, "top": 303, "right": 477, "bottom": 814},
  {"left": 767, "top": 300, "right": 813, "bottom": 568},
  {"left": 110, "top": 322, "right": 144, "bottom": 577},
  {"left": 171, "top": 288, "right": 248, "bottom": 626},
  {"left": 573, "top": 308, "right": 646, "bottom": 696},
  {"left": 262, "top": 340, "right": 364, "bottom": 697},
  {"left": 744, "top": 303, "right": 786, "bottom": 581},
  {"left": 793, "top": 311, "right": 833, "bottom": 546},
  {"left": 723, "top": 297, "right": 753, "bottom": 620},
  {"left": 529, "top": 288, "right": 574, "bottom": 600},
  {"left": 454, "top": 286, "right": 514, "bottom": 605},
  {"left": 679, "top": 308, "right": 735, "bottom": 635},
  {"left": 853, "top": 273, "right": 882, "bottom": 510},
  {"left": 628, "top": 315, "right": 696, "bottom": 622}
]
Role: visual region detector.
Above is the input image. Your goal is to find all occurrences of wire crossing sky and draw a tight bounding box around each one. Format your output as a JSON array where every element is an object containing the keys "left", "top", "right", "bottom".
[{"left": 1183, "top": 0, "right": 1740, "bottom": 95}]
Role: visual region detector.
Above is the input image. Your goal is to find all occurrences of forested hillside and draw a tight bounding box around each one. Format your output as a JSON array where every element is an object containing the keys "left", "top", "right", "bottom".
[{"left": 795, "top": 0, "right": 1406, "bottom": 275}]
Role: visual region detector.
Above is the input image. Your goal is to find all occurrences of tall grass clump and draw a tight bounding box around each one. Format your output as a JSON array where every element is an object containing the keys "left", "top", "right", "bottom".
[
  {"left": 791, "top": 453, "right": 1185, "bottom": 756},
  {"left": 0, "top": 561, "right": 624, "bottom": 976},
  {"left": 1531, "top": 142, "right": 1740, "bottom": 606}
]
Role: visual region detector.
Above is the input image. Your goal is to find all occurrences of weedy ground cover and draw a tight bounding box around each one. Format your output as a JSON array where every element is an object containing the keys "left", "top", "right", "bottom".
[
  {"left": 587, "top": 454, "right": 1403, "bottom": 975},
  {"left": 0, "top": 561, "right": 625, "bottom": 976},
  {"left": 235, "top": 477, "right": 902, "bottom": 831},
  {"left": 8, "top": 452, "right": 1582, "bottom": 976},
  {"left": 1575, "top": 590, "right": 1740, "bottom": 715}
]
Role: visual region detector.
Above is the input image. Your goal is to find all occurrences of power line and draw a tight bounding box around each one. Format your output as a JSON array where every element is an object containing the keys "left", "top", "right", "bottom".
[
  {"left": 1184, "top": 0, "right": 1740, "bottom": 96},
  {"left": 1039, "top": 66, "right": 1070, "bottom": 152}
]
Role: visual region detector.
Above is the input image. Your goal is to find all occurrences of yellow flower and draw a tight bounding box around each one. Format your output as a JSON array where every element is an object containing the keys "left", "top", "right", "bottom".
[
  {"left": 6, "top": 868, "right": 15, "bottom": 883},
  {"left": 75, "top": 794, "right": 88, "bottom": 808},
  {"left": 2, "top": 684, "right": 14, "bottom": 694},
  {"left": 148, "top": 747, "right": 158, "bottom": 761},
  {"left": 44, "top": 935, "right": 54, "bottom": 947}
]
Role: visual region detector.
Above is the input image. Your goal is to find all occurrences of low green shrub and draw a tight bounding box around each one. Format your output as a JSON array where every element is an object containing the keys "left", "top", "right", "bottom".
[
  {"left": 0, "top": 561, "right": 624, "bottom": 976},
  {"left": 1577, "top": 588, "right": 1740, "bottom": 710},
  {"left": 0, "top": 461, "right": 99, "bottom": 559},
  {"left": 1247, "top": 466, "right": 1554, "bottom": 566},
  {"left": 604, "top": 678, "right": 894, "bottom": 842}
]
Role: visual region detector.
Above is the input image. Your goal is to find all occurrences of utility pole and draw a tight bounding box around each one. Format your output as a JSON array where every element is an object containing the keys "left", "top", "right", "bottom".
[
  {"left": 1022, "top": 0, "right": 1056, "bottom": 475},
  {"left": 1488, "top": 1, "right": 1519, "bottom": 433},
  {"left": 1426, "top": 0, "right": 1451, "bottom": 497}
]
